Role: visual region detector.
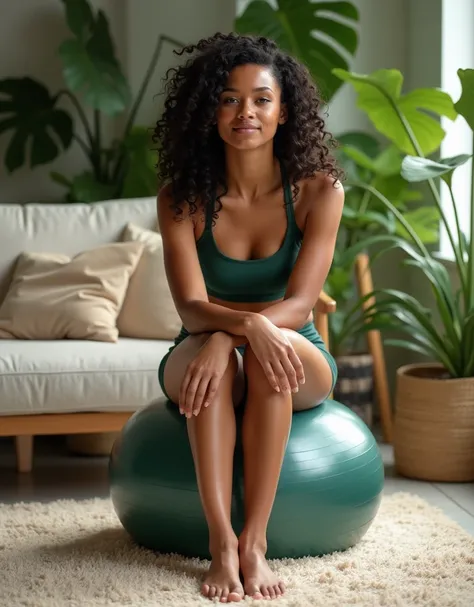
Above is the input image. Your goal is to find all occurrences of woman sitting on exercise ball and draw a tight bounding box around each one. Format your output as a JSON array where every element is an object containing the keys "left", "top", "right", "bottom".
[{"left": 154, "top": 32, "right": 344, "bottom": 603}]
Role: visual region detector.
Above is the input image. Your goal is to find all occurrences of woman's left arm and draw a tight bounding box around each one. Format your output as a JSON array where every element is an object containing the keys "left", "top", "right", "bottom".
[{"left": 259, "top": 175, "right": 344, "bottom": 329}]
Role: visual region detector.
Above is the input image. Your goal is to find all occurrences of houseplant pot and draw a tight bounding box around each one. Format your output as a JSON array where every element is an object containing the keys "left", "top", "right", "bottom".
[
  {"left": 334, "top": 67, "right": 474, "bottom": 481},
  {"left": 394, "top": 363, "right": 474, "bottom": 481}
]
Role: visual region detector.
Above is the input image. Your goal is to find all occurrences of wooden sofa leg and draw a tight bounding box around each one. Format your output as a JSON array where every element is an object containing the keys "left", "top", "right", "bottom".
[{"left": 15, "top": 435, "right": 34, "bottom": 473}]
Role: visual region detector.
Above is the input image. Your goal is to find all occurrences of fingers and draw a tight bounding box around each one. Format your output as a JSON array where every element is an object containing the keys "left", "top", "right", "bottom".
[
  {"left": 286, "top": 345, "right": 305, "bottom": 386},
  {"left": 271, "top": 343, "right": 304, "bottom": 393},
  {"left": 263, "top": 361, "right": 281, "bottom": 392},
  {"left": 179, "top": 363, "right": 220, "bottom": 418}
]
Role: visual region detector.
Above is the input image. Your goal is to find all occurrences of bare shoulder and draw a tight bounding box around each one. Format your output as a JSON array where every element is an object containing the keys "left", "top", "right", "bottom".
[
  {"left": 300, "top": 172, "right": 344, "bottom": 211},
  {"left": 297, "top": 172, "right": 344, "bottom": 235}
]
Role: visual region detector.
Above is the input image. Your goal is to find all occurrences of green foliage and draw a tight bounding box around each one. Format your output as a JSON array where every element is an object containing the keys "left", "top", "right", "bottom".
[
  {"left": 0, "top": 0, "right": 183, "bottom": 202},
  {"left": 335, "top": 67, "right": 474, "bottom": 378},
  {"left": 327, "top": 126, "right": 439, "bottom": 356},
  {"left": 334, "top": 69, "right": 457, "bottom": 155},
  {"left": 235, "top": 0, "right": 360, "bottom": 100}
]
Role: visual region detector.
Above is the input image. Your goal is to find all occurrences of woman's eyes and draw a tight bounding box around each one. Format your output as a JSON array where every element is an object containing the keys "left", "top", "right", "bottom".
[{"left": 222, "top": 97, "right": 271, "bottom": 104}]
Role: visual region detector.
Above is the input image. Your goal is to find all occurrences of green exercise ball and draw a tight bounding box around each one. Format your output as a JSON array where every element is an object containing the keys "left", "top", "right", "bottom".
[{"left": 109, "top": 397, "right": 384, "bottom": 559}]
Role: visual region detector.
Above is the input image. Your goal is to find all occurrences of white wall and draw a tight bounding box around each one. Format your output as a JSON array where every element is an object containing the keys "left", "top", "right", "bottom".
[{"left": 125, "top": 0, "right": 235, "bottom": 127}]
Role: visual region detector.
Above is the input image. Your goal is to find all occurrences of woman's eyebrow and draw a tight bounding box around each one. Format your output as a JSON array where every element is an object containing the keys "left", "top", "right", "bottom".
[{"left": 222, "top": 86, "right": 274, "bottom": 93}]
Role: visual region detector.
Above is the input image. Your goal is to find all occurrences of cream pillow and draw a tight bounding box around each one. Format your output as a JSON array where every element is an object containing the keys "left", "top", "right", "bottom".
[
  {"left": 0, "top": 242, "right": 144, "bottom": 342},
  {"left": 117, "top": 223, "right": 182, "bottom": 339}
]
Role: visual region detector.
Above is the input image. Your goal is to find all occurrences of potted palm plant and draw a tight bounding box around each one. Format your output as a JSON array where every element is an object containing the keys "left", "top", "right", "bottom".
[
  {"left": 328, "top": 132, "right": 439, "bottom": 426},
  {"left": 333, "top": 67, "right": 474, "bottom": 481}
]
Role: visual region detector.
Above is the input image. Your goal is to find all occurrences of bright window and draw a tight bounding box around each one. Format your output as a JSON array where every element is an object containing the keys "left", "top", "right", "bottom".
[{"left": 439, "top": 0, "right": 474, "bottom": 260}]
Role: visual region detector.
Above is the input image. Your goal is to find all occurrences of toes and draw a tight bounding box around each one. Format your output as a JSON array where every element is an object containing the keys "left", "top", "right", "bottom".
[
  {"left": 209, "top": 585, "right": 217, "bottom": 599},
  {"left": 273, "top": 584, "right": 282, "bottom": 597},
  {"left": 220, "top": 589, "right": 228, "bottom": 603},
  {"left": 278, "top": 582, "right": 286, "bottom": 595},
  {"left": 201, "top": 583, "right": 210, "bottom": 597},
  {"left": 228, "top": 590, "right": 242, "bottom": 602}
]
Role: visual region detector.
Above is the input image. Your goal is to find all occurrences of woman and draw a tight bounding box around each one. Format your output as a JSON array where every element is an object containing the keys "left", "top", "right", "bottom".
[{"left": 154, "top": 33, "right": 344, "bottom": 603}]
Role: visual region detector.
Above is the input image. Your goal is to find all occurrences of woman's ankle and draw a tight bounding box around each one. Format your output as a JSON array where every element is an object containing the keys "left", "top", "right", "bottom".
[
  {"left": 208, "top": 528, "right": 239, "bottom": 553},
  {"left": 238, "top": 526, "right": 267, "bottom": 554}
]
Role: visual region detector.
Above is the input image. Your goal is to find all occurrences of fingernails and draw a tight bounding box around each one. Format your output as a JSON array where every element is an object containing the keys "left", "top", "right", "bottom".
[
  {"left": 193, "top": 410, "right": 199, "bottom": 416},
  {"left": 179, "top": 408, "right": 184, "bottom": 415},
  {"left": 292, "top": 387, "right": 299, "bottom": 393}
]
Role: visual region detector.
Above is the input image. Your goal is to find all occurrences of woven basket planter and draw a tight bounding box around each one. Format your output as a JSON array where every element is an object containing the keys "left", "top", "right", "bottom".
[
  {"left": 394, "top": 362, "right": 474, "bottom": 482},
  {"left": 333, "top": 352, "right": 374, "bottom": 427}
]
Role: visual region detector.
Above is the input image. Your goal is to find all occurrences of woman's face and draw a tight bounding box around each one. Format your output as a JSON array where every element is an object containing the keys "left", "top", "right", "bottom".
[{"left": 216, "top": 64, "right": 287, "bottom": 150}]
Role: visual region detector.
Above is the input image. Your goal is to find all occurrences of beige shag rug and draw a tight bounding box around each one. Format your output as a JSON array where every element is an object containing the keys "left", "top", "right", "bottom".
[{"left": 1, "top": 492, "right": 473, "bottom": 607}]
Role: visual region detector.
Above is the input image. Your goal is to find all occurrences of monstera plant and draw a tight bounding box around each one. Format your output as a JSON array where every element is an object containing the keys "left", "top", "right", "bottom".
[
  {"left": 0, "top": 0, "right": 183, "bottom": 202},
  {"left": 235, "top": 0, "right": 360, "bottom": 100}
]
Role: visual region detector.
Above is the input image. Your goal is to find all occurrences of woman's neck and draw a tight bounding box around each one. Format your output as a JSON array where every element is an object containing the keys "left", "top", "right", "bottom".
[{"left": 224, "top": 144, "right": 280, "bottom": 202}]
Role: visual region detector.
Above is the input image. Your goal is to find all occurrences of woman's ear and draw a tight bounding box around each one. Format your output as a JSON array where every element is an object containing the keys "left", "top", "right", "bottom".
[{"left": 279, "top": 103, "right": 288, "bottom": 125}]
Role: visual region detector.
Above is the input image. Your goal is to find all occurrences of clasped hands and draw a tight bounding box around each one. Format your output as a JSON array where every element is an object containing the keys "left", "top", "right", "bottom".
[{"left": 179, "top": 315, "right": 305, "bottom": 418}]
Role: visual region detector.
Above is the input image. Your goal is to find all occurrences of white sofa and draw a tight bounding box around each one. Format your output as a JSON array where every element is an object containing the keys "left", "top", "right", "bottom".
[{"left": 0, "top": 197, "right": 176, "bottom": 473}]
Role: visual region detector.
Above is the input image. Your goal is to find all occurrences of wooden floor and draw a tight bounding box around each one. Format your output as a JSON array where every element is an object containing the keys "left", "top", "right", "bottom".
[{"left": 0, "top": 435, "right": 473, "bottom": 537}]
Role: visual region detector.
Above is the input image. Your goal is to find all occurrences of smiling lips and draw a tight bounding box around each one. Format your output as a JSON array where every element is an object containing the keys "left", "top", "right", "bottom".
[{"left": 232, "top": 124, "right": 260, "bottom": 133}]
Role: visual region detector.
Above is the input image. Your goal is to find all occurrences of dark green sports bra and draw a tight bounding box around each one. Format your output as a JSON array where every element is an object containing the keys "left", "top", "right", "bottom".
[{"left": 196, "top": 161, "right": 304, "bottom": 303}]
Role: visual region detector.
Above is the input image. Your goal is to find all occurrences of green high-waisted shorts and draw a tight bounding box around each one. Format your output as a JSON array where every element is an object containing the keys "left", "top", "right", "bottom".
[{"left": 157, "top": 321, "right": 338, "bottom": 403}]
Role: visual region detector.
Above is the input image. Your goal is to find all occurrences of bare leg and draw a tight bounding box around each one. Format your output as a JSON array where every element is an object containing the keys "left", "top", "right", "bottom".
[
  {"left": 163, "top": 334, "right": 245, "bottom": 603},
  {"left": 238, "top": 345, "right": 292, "bottom": 600}
]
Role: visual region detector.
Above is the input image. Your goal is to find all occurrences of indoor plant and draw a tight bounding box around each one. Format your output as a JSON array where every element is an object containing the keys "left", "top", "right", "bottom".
[
  {"left": 333, "top": 67, "right": 474, "bottom": 481},
  {"left": 235, "top": 0, "right": 360, "bottom": 100},
  {"left": 0, "top": 0, "right": 183, "bottom": 202},
  {"left": 328, "top": 131, "right": 439, "bottom": 425}
]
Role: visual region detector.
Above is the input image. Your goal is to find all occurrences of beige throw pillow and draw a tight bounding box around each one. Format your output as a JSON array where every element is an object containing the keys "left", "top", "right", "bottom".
[
  {"left": 0, "top": 242, "right": 144, "bottom": 342},
  {"left": 117, "top": 223, "right": 182, "bottom": 339}
]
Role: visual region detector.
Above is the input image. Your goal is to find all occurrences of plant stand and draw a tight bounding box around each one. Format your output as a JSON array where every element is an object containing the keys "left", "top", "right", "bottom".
[{"left": 355, "top": 253, "right": 393, "bottom": 443}]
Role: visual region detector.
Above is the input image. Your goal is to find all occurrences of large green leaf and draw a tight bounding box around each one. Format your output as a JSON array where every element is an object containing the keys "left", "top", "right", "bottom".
[
  {"left": 401, "top": 154, "right": 471, "bottom": 183},
  {"left": 454, "top": 68, "right": 474, "bottom": 131},
  {"left": 333, "top": 69, "right": 457, "bottom": 155},
  {"left": 121, "top": 126, "right": 158, "bottom": 198},
  {"left": 59, "top": 0, "right": 130, "bottom": 115},
  {"left": 0, "top": 77, "right": 73, "bottom": 172},
  {"left": 235, "top": 0, "right": 359, "bottom": 99}
]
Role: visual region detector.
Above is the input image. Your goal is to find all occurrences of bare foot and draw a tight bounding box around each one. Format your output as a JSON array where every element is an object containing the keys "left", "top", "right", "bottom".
[
  {"left": 239, "top": 537, "right": 285, "bottom": 600},
  {"left": 201, "top": 538, "right": 244, "bottom": 603}
]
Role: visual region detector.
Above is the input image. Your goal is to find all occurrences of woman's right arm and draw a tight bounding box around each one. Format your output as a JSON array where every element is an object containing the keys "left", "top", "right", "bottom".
[{"left": 157, "top": 184, "right": 256, "bottom": 336}]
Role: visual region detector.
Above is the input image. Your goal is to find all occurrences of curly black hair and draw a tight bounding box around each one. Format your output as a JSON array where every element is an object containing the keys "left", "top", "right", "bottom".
[{"left": 152, "top": 32, "right": 342, "bottom": 220}]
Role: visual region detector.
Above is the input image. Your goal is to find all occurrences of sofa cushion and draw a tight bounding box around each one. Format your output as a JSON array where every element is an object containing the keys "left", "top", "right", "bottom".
[
  {"left": 117, "top": 223, "right": 182, "bottom": 340},
  {"left": 0, "top": 197, "right": 157, "bottom": 306},
  {"left": 0, "top": 338, "right": 173, "bottom": 416},
  {"left": 0, "top": 242, "right": 144, "bottom": 342}
]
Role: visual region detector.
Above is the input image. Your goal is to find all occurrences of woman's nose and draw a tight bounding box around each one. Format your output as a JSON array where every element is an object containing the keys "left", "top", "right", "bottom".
[{"left": 238, "top": 99, "right": 255, "bottom": 118}]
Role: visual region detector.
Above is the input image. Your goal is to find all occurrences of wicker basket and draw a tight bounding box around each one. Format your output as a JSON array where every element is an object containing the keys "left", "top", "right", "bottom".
[
  {"left": 333, "top": 352, "right": 374, "bottom": 427},
  {"left": 394, "top": 362, "right": 474, "bottom": 482}
]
